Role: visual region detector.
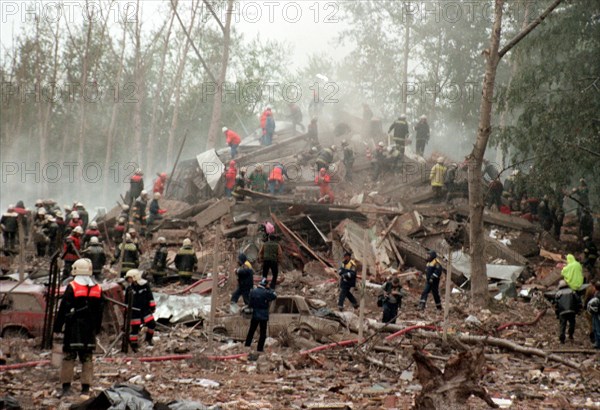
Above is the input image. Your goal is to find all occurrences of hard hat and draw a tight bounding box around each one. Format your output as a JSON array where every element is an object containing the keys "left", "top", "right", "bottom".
[
  {"left": 310, "top": 146, "right": 318, "bottom": 153},
  {"left": 38, "top": 207, "right": 47, "bottom": 215},
  {"left": 89, "top": 221, "right": 98, "bottom": 229},
  {"left": 64, "top": 204, "right": 72, "bottom": 211},
  {"left": 160, "top": 172, "right": 168, "bottom": 179},
  {"left": 259, "top": 278, "right": 268, "bottom": 287},
  {"left": 48, "top": 198, "right": 56, "bottom": 204},
  {"left": 125, "top": 233, "right": 132, "bottom": 242},
  {"left": 222, "top": 126, "right": 228, "bottom": 133},
  {"left": 157, "top": 237, "right": 166, "bottom": 244},
  {"left": 71, "top": 211, "right": 80, "bottom": 219},
  {"left": 378, "top": 141, "right": 385, "bottom": 147},
  {"left": 35, "top": 199, "right": 43, "bottom": 206},
  {"left": 229, "top": 160, "right": 236, "bottom": 167},
  {"left": 122, "top": 205, "right": 130, "bottom": 211},
  {"left": 75, "top": 202, "right": 83, "bottom": 207},
  {"left": 420, "top": 115, "right": 427, "bottom": 120},
  {"left": 54, "top": 210, "right": 63, "bottom": 217},
  {"left": 238, "top": 253, "right": 247, "bottom": 264},
  {"left": 428, "top": 250, "right": 437, "bottom": 259},
  {"left": 558, "top": 280, "right": 568, "bottom": 289},
  {"left": 330, "top": 145, "right": 336, "bottom": 151},
  {"left": 240, "top": 166, "right": 247, "bottom": 174},
  {"left": 45, "top": 214, "right": 53, "bottom": 221},
  {"left": 141, "top": 190, "right": 148, "bottom": 197},
  {"left": 437, "top": 157, "right": 444, "bottom": 164},
  {"left": 320, "top": 168, "right": 326, "bottom": 174},
  {"left": 135, "top": 168, "right": 143, "bottom": 175},
  {"left": 72, "top": 258, "right": 93, "bottom": 276},
  {"left": 90, "top": 236, "right": 99, "bottom": 245},
  {"left": 7, "top": 204, "right": 14, "bottom": 211},
  {"left": 73, "top": 226, "right": 84, "bottom": 234},
  {"left": 118, "top": 217, "right": 125, "bottom": 223},
  {"left": 153, "top": 192, "right": 161, "bottom": 200},
  {"left": 399, "top": 114, "right": 407, "bottom": 120},
  {"left": 183, "top": 238, "right": 192, "bottom": 247},
  {"left": 47, "top": 216, "right": 56, "bottom": 222},
  {"left": 511, "top": 170, "right": 519, "bottom": 176},
  {"left": 128, "top": 228, "right": 136, "bottom": 234},
  {"left": 125, "top": 269, "right": 142, "bottom": 282},
  {"left": 255, "top": 163, "right": 263, "bottom": 170},
  {"left": 341, "top": 139, "right": 348, "bottom": 146},
  {"left": 583, "top": 236, "right": 590, "bottom": 242}
]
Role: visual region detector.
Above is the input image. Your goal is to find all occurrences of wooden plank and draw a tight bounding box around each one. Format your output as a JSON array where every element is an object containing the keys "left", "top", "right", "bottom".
[
  {"left": 193, "top": 198, "right": 231, "bottom": 229},
  {"left": 540, "top": 248, "right": 564, "bottom": 262},
  {"left": 455, "top": 205, "right": 536, "bottom": 231},
  {"left": 306, "top": 215, "right": 331, "bottom": 244}
]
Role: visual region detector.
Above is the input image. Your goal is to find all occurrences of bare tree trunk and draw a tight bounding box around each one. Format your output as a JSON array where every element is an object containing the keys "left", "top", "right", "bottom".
[
  {"left": 77, "top": 3, "right": 94, "bottom": 173},
  {"left": 102, "top": 23, "right": 127, "bottom": 201},
  {"left": 167, "top": 1, "right": 198, "bottom": 168},
  {"left": 467, "top": 0, "right": 504, "bottom": 308},
  {"left": 34, "top": 17, "right": 45, "bottom": 198},
  {"left": 400, "top": 2, "right": 411, "bottom": 115},
  {"left": 429, "top": 27, "right": 443, "bottom": 136},
  {"left": 132, "top": 0, "right": 144, "bottom": 168},
  {"left": 146, "top": 12, "right": 175, "bottom": 174},
  {"left": 205, "top": 0, "right": 234, "bottom": 149}
]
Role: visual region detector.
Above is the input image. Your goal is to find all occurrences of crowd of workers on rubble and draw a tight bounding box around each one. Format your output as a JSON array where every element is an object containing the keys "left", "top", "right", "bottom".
[{"left": 2, "top": 103, "right": 599, "bottom": 399}]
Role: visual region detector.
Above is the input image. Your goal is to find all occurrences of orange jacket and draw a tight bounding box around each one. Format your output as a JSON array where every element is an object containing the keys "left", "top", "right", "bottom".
[
  {"left": 269, "top": 166, "right": 284, "bottom": 182},
  {"left": 153, "top": 178, "right": 165, "bottom": 195},
  {"left": 225, "top": 166, "right": 237, "bottom": 189},
  {"left": 225, "top": 130, "right": 241, "bottom": 145}
]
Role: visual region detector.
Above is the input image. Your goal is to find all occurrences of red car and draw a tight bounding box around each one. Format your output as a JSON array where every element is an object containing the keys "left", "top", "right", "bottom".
[{"left": 0, "top": 281, "right": 123, "bottom": 338}]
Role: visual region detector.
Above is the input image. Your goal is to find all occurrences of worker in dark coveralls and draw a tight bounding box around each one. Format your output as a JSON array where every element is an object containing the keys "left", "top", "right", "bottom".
[{"left": 53, "top": 258, "right": 104, "bottom": 398}]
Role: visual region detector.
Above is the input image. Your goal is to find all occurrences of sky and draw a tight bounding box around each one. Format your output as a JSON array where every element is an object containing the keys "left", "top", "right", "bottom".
[{"left": 0, "top": 0, "right": 351, "bottom": 70}]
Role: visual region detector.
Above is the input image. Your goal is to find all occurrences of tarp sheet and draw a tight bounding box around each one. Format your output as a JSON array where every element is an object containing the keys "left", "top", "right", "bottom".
[{"left": 451, "top": 250, "right": 524, "bottom": 282}]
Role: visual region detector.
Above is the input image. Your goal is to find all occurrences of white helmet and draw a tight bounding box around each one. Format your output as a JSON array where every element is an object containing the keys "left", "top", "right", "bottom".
[
  {"left": 118, "top": 217, "right": 126, "bottom": 223},
  {"left": 73, "top": 226, "right": 84, "bottom": 234},
  {"left": 90, "top": 236, "right": 99, "bottom": 245},
  {"left": 183, "top": 238, "right": 192, "bottom": 247},
  {"left": 378, "top": 141, "right": 385, "bottom": 147},
  {"left": 330, "top": 145, "right": 337, "bottom": 151},
  {"left": 75, "top": 202, "right": 83, "bottom": 207},
  {"left": 45, "top": 214, "right": 53, "bottom": 221},
  {"left": 125, "top": 233, "right": 133, "bottom": 242},
  {"left": 222, "top": 126, "right": 228, "bottom": 133},
  {"left": 420, "top": 115, "right": 427, "bottom": 120},
  {"left": 141, "top": 190, "right": 148, "bottom": 197},
  {"left": 72, "top": 258, "right": 93, "bottom": 276},
  {"left": 122, "top": 205, "right": 130, "bottom": 211},
  {"left": 153, "top": 192, "right": 161, "bottom": 200},
  {"left": 125, "top": 269, "right": 142, "bottom": 282},
  {"left": 437, "top": 157, "right": 445, "bottom": 164},
  {"left": 38, "top": 207, "right": 47, "bottom": 215},
  {"left": 89, "top": 221, "right": 98, "bottom": 229},
  {"left": 157, "top": 237, "right": 166, "bottom": 244},
  {"left": 35, "top": 199, "right": 43, "bottom": 206},
  {"left": 70, "top": 211, "right": 80, "bottom": 219},
  {"left": 64, "top": 204, "right": 72, "bottom": 211}
]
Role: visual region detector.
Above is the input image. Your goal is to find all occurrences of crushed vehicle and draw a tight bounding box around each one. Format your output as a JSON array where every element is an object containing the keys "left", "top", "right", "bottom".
[
  {"left": 0, "top": 280, "right": 124, "bottom": 338},
  {"left": 212, "top": 295, "right": 352, "bottom": 342}
]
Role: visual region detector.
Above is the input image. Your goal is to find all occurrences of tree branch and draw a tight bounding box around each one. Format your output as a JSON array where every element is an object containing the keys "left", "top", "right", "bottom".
[
  {"left": 498, "top": 0, "right": 563, "bottom": 59},
  {"left": 202, "top": 0, "right": 225, "bottom": 34},
  {"left": 170, "top": 0, "right": 217, "bottom": 83}
]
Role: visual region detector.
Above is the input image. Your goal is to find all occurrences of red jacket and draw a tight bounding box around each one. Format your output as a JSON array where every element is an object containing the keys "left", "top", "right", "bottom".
[
  {"left": 63, "top": 235, "right": 81, "bottom": 261},
  {"left": 225, "top": 167, "right": 237, "bottom": 189},
  {"left": 315, "top": 173, "right": 334, "bottom": 203},
  {"left": 153, "top": 178, "right": 166, "bottom": 195},
  {"left": 269, "top": 166, "right": 284, "bottom": 182},
  {"left": 225, "top": 130, "right": 241, "bottom": 146}
]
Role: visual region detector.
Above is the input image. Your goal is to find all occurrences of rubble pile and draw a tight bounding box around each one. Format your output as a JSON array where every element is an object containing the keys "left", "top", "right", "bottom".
[{"left": 1, "top": 117, "right": 599, "bottom": 409}]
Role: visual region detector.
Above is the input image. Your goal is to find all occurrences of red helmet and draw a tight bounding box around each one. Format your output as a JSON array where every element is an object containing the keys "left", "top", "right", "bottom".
[
  {"left": 229, "top": 160, "right": 236, "bottom": 167},
  {"left": 319, "top": 168, "right": 326, "bottom": 175},
  {"left": 160, "top": 172, "right": 167, "bottom": 179}
]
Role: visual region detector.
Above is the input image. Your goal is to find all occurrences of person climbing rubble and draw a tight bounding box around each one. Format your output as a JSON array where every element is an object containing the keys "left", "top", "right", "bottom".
[
  {"left": 561, "top": 254, "right": 584, "bottom": 291},
  {"left": 231, "top": 253, "right": 255, "bottom": 312},
  {"left": 414, "top": 115, "right": 430, "bottom": 156},
  {"left": 429, "top": 157, "right": 447, "bottom": 201},
  {"left": 554, "top": 280, "right": 581, "bottom": 344},
  {"left": 53, "top": 259, "right": 103, "bottom": 398},
  {"left": 224, "top": 160, "right": 237, "bottom": 199},
  {"left": 341, "top": 139, "right": 355, "bottom": 182},
  {"left": 125, "top": 269, "right": 157, "bottom": 351},
  {"left": 380, "top": 277, "right": 403, "bottom": 323},
  {"left": 268, "top": 163, "right": 288, "bottom": 195},
  {"left": 62, "top": 226, "right": 83, "bottom": 280},
  {"left": 114, "top": 233, "right": 140, "bottom": 278},
  {"left": 248, "top": 163, "right": 268, "bottom": 192},
  {"left": 222, "top": 126, "right": 241, "bottom": 158},
  {"left": 419, "top": 250, "right": 443, "bottom": 311},
  {"left": 315, "top": 167, "right": 335, "bottom": 204},
  {"left": 151, "top": 237, "right": 168, "bottom": 286},
  {"left": 259, "top": 234, "right": 282, "bottom": 289},
  {"left": 587, "top": 281, "right": 600, "bottom": 349},
  {"left": 1, "top": 205, "right": 18, "bottom": 254},
  {"left": 82, "top": 236, "right": 106, "bottom": 281},
  {"left": 245, "top": 278, "right": 277, "bottom": 355},
  {"left": 338, "top": 251, "right": 359, "bottom": 311},
  {"left": 174, "top": 238, "right": 197, "bottom": 285},
  {"left": 583, "top": 236, "right": 598, "bottom": 275},
  {"left": 153, "top": 172, "right": 168, "bottom": 195},
  {"left": 388, "top": 114, "right": 409, "bottom": 168},
  {"left": 128, "top": 169, "right": 144, "bottom": 205},
  {"left": 82, "top": 221, "right": 101, "bottom": 249}
]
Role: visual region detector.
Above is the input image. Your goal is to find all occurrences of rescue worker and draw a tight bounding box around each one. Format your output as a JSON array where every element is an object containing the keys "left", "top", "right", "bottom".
[
  {"left": 231, "top": 253, "right": 254, "bottom": 311},
  {"left": 429, "top": 157, "right": 447, "bottom": 201},
  {"left": 487, "top": 179, "right": 504, "bottom": 211},
  {"left": 33, "top": 207, "right": 49, "bottom": 257},
  {"left": 288, "top": 103, "right": 305, "bottom": 133},
  {"left": 82, "top": 236, "right": 106, "bottom": 281},
  {"left": 83, "top": 221, "right": 101, "bottom": 249},
  {"left": 482, "top": 159, "right": 500, "bottom": 183},
  {"left": 259, "top": 234, "right": 282, "bottom": 289},
  {"left": 13, "top": 201, "right": 29, "bottom": 241},
  {"left": 341, "top": 139, "right": 355, "bottom": 182},
  {"left": 248, "top": 164, "right": 268, "bottom": 192},
  {"left": 583, "top": 236, "right": 598, "bottom": 274},
  {"left": 587, "top": 281, "right": 600, "bottom": 349},
  {"left": 260, "top": 107, "right": 270, "bottom": 144},
  {"left": 1, "top": 205, "right": 18, "bottom": 254},
  {"left": 53, "top": 259, "right": 103, "bottom": 398},
  {"left": 62, "top": 226, "right": 83, "bottom": 279},
  {"left": 381, "top": 277, "right": 403, "bottom": 323},
  {"left": 315, "top": 168, "right": 335, "bottom": 204},
  {"left": 372, "top": 142, "right": 386, "bottom": 181},
  {"left": 124, "top": 269, "right": 157, "bottom": 351},
  {"left": 414, "top": 115, "right": 430, "bottom": 156},
  {"left": 147, "top": 192, "right": 166, "bottom": 227},
  {"left": 233, "top": 167, "right": 248, "bottom": 201},
  {"left": 307, "top": 117, "right": 319, "bottom": 145},
  {"left": 63, "top": 204, "right": 73, "bottom": 225},
  {"left": 45, "top": 215, "right": 59, "bottom": 256},
  {"left": 245, "top": 278, "right": 277, "bottom": 353},
  {"left": 338, "top": 251, "right": 359, "bottom": 311},
  {"left": 388, "top": 114, "right": 409, "bottom": 166},
  {"left": 538, "top": 197, "right": 553, "bottom": 231},
  {"left": 174, "top": 238, "right": 197, "bottom": 284},
  {"left": 151, "top": 237, "right": 169, "bottom": 285},
  {"left": 113, "top": 217, "right": 127, "bottom": 245},
  {"left": 222, "top": 126, "right": 241, "bottom": 158},
  {"left": 66, "top": 211, "right": 83, "bottom": 235},
  {"left": 128, "top": 228, "right": 142, "bottom": 252},
  {"left": 268, "top": 163, "right": 288, "bottom": 195},
  {"left": 114, "top": 233, "right": 140, "bottom": 278},
  {"left": 561, "top": 254, "right": 584, "bottom": 291},
  {"left": 551, "top": 199, "right": 565, "bottom": 240},
  {"left": 153, "top": 172, "right": 168, "bottom": 195},
  {"left": 315, "top": 145, "right": 334, "bottom": 174},
  {"left": 444, "top": 163, "right": 458, "bottom": 203},
  {"left": 132, "top": 190, "right": 149, "bottom": 230},
  {"left": 129, "top": 169, "right": 145, "bottom": 205},
  {"left": 73, "top": 202, "right": 89, "bottom": 230},
  {"left": 580, "top": 208, "right": 594, "bottom": 240},
  {"left": 419, "top": 250, "right": 443, "bottom": 311},
  {"left": 554, "top": 280, "right": 581, "bottom": 344},
  {"left": 224, "top": 160, "right": 237, "bottom": 198},
  {"left": 264, "top": 108, "right": 276, "bottom": 146}
]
